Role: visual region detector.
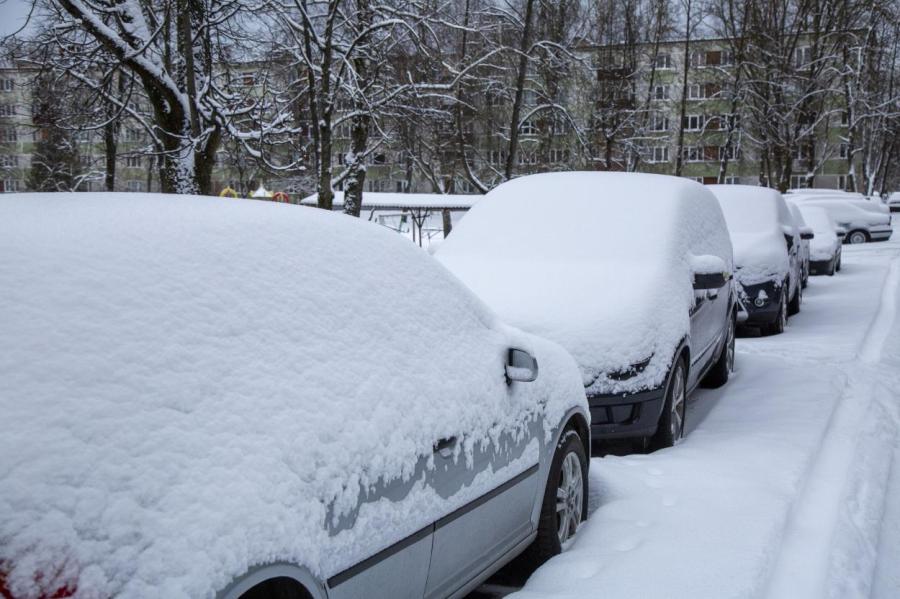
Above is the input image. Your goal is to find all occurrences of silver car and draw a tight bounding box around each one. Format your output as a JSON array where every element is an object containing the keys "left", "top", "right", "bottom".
[{"left": 0, "top": 193, "right": 589, "bottom": 599}]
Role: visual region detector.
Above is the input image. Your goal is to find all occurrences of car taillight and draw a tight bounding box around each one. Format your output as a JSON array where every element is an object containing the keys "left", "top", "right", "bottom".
[{"left": 1, "top": 572, "right": 76, "bottom": 599}]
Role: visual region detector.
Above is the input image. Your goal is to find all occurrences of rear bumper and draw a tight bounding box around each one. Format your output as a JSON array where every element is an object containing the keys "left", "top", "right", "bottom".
[
  {"left": 809, "top": 258, "right": 835, "bottom": 275},
  {"left": 588, "top": 386, "right": 666, "bottom": 440}
]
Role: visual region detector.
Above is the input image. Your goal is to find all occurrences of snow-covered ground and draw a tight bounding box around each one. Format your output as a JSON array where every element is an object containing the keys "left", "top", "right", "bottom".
[{"left": 480, "top": 228, "right": 900, "bottom": 599}]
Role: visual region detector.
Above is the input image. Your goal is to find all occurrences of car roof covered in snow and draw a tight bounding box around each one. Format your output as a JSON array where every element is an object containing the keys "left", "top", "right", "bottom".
[
  {"left": 436, "top": 172, "right": 732, "bottom": 395},
  {"left": 300, "top": 191, "right": 482, "bottom": 210},
  {"left": 707, "top": 185, "right": 795, "bottom": 284},
  {"left": 0, "top": 193, "right": 583, "bottom": 598}
]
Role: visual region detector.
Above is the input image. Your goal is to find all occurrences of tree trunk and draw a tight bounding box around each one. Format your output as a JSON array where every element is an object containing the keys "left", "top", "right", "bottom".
[
  {"left": 504, "top": 0, "right": 536, "bottom": 180},
  {"left": 673, "top": 0, "right": 692, "bottom": 178}
]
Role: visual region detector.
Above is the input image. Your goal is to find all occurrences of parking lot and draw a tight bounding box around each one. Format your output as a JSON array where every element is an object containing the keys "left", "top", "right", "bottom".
[{"left": 474, "top": 226, "right": 900, "bottom": 599}]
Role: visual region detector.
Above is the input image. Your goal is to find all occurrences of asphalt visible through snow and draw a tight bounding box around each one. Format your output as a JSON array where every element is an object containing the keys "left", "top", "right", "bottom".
[{"left": 470, "top": 225, "right": 900, "bottom": 599}]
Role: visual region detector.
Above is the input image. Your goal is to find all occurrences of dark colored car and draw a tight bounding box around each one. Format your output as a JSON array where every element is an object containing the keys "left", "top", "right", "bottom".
[{"left": 437, "top": 172, "right": 737, "bottom": 449}]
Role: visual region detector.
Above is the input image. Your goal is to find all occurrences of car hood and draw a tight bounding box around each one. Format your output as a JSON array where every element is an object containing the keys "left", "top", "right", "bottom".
[
  {"left": 731, "top": 231, "right": 790, "bottom": 285},
  {"left": 439, "top": 255, "right": 694, "bottom": 394}
]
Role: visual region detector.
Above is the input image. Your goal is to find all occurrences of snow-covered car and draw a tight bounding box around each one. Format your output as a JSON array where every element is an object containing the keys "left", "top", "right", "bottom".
[
  {"left": 435, "top": 172, "right": 736, "bottom": 450},
  {"left": 708, "top": 185, "right": 802, "bottom": 335},
  {"left": 798, "top": 198, "right": 892, "bottom": 244},
  {"left": 796, "top": 205, "right": 843, "bottom": 276},
  {"left": 0, "top": 193, "right": 591, "bottom": 599},
  {"left": 887, "top": 192, "right": 900, "bottom": 212},
  {"left": 789, "top": 191, "right": 891, "bottom": 217},
  {"left": 787, "top": 203, "right": 815, "bottom": 288}
]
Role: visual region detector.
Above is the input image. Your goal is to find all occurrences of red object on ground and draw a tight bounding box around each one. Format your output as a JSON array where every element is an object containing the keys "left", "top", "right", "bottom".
[{"left": 1, "top": 571, "right": 76, "bottom": 599}]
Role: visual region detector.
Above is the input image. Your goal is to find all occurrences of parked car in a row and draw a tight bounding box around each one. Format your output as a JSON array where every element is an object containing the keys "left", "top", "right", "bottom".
[
  {"left": 0, "top": 193, "right": 591, "bottom": 599},
  {"left": 708, "top": 185, "right": 806, "bottom": 335},
  {"left": 794, "top": 204, "right": 843, "bottom": 275},
  {"left": 436, "top": 173, "right": 736, "bottom": 449},
  {"left": 788, "top": 190, "right": 892, "bottom": 244}
]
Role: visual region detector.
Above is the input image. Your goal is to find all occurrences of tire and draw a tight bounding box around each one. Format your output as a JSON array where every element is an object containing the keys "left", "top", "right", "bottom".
[
  {"left": 765, "top": 289, "right": 788, "bottom": 335},
  {"left": 847, "top": 230, "right": 869, "bottom": 245},
  {"left": 521, "top": 429, "right": 588, "bottom": 568},
  {"left": 836, "top": 254, "right": 842, "bottom": 272},
  {"left": 702, "top": 314, "right": 735, "bottom": 388},
  {"left": 788, "top": 280, "right": 801, "bottom": 315},
  {"left": 650, "top": 358, "right": 687, "bottom": 450}
]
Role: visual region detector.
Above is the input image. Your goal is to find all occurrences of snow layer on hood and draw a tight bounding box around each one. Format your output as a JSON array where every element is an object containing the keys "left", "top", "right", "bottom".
[
  {"left": 0, "top": 193, "right": 585, "bottom": 599},
  {"left": 436, "top": 172, "right": 732, "bottom": 394},
  {"left": 708, "top": 185, "right": 793, "bottom": 285},
  {"left": 797, "top": 205, "right": 840, "bottom": 261}
]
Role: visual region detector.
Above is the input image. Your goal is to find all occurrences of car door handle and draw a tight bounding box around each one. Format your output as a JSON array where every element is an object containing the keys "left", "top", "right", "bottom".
[{"left": 434, "top": 437, "right": 457, "bottom": 459}]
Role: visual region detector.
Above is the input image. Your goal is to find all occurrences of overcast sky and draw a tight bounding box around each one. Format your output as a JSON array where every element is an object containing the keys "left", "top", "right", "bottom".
[{"left": 0, "top": 0, "right": 35, "bottom": 40}]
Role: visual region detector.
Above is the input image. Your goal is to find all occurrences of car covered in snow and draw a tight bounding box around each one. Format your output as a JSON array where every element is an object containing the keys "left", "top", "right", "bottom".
[
  {"left": 795, "top": 204, "right": 843, "bottom": 276},
  {"left": 797, "top": 198, "right": 892, "bottom": 244},
  {"left": 887, "top": 192, "right": 900, "bottom": 212},
  {"left": 0, "top": 193, "right": 591, "bottom": 599},
  {"left": 787, "top": 203, "right": 815, "bottom": 288},
  {"left": 436, "top": 172, "right": 736, "bottom": 449},
  {"left": 789, "top": 190, "right": 891, "bottom": 218},
  {"left": 708, "top": 185, "right": 802, "bottom": 335}
]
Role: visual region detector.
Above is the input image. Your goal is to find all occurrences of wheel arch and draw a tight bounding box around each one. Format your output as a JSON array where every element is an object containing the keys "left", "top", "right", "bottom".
[{"left": 216, "top": 563, "right": 326, "bottom": 599}]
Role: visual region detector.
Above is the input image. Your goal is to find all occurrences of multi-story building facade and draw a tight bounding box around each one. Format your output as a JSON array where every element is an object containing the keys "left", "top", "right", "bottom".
[{"left": 1, "top": 35, "right": 857, "bottom": 196}]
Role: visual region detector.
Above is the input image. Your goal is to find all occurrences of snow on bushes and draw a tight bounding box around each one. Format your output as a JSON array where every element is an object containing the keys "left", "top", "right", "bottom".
[
  {"left": 436, "top": 172, "right": 732, "bottom": 396},
  {"left": 0, "top": 193, "right": 585, "bottom": 598}
]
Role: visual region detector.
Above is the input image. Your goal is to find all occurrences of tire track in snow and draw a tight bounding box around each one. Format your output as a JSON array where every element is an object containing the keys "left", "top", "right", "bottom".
[{"left": 762, "top": 253, "right": 900, "bottom": 599}]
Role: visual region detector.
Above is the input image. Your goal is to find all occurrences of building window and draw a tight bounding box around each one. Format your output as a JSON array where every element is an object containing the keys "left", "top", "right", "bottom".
[
  {"left": 683, "top": 114, "right": 704, "bottom": 131},
  {"left": 653, "top": 85, "right": 670, "bottom": 100},
  {"left": 126, "top": 180, "right": 144, "bottom": 192},
  {"left": 705, "top": 51, "right": 723, "bottom": 66},
  {"left": 520, "top": 120, "right": 539, "bottom": 135},
  {"left": 1, "top": 179, "right": 22, "bottom": 192},
  {"left": 395, "top": 180, "right": 407, "bottom": 193},
  {"left": 372, "top": 153, "right": 387, "bottom": 165},
  {"left": 792, "top": 146, "right": 812, "bottom": 161},
  {"left": 683, "top": 146, "right": 702, "bottom": 162},
  {"left": 125, "top": 129, "right": 142, "bottom": 142},
  {"left": 0, "top": 104, "right": 14, "bottom": 116},
  {"left": 794, "top": 47, "right": 812, "bottom": 69},
  {"left": 125, "top": 156, "right": 142, "bottom": 168},
  {"left": 654, "top": 54, "right": 672, "bottom": 69},
  {"left": 648, "top": 146, "right": 669, "bottom": 163},
  {"left": 839, "top": 143, "right": 849, "bottom": 159},
  {"left": 0, "top": 79, "right": 14, "bottom": 92},
  {"left": 650, "top": 113, "right": 669, "bottom": 132},
  {"left": 840, "top": 112, "right": 849, "bottom": 126},
  {"left": 687, "top": 84, "right": 703, "bottom": 100},
  {"left": 790, "top": 175, "right": 806, "bottom": 189},
  {"left": 690, "top": 51, "right": 706, "bottom": 68},
  {"left": 488, "top": 150, "right": 506, "bottom": 165},
  {"left": 548, "top": 148, "right": 570, "bottom": 164},
  {"left": 0, "top": 154, "right": 18, "bottom": 167},
  {"left": 719, "top": 145, "right": 740, "bottom": 161},
  {"left": 723, "top": 176, "right": 739, "bottom": 184},
  {"left": 837, "top": 175, "right": 848, "bottom": 190},
  {"left": 0, "top": 127, "right": 17, "bottom": 142}
]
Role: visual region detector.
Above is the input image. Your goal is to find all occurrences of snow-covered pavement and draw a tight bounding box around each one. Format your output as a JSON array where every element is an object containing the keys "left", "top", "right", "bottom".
[{"left": 505, "top": 232, "right": 900, "bottom": 599}]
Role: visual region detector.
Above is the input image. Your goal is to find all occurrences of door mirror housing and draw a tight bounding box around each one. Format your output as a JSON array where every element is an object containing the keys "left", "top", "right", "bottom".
[
  {"left": 690, "top": 254, "right": 730, "bottom": 290},
  {"left": 506, "top": 348, "right": 538, "bottom": 383},
  {"left": 800, "top": 226, "right": 814, "bottom": 240}
]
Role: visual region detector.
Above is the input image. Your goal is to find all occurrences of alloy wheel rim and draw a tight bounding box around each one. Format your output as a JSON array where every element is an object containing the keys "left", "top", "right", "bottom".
[
  {"left": 670, "top": 366, "right": 686, "bottom": 439},
  {"left": 556, "top": 452, "right": 583, "bottom": 546},
  {"left": 850, "top": 232, "right": 866, "bottom": 244}
]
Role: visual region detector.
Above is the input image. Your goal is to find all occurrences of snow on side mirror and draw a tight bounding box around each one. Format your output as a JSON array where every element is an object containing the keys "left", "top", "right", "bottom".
[
  {"left": 506, "top": 348, "right": 538, "bottom": 383},
  {"left": 691, "top": 255, "right": 730, "bottom": 290},
  {"left": 800, "top": 226, "right": 815, "bottom": 240}
]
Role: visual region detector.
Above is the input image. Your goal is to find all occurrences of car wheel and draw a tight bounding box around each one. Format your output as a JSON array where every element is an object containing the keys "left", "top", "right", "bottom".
[
  {"left": 836, "top": 254, "right": 842, "bottom": 271},
  {"left": 701, "top": 314, "right": 735, "bottom": 388},
  {"left": 651, "top": 358, "right": 687, "bottom": 450},
  {"left": 766, "top": 290, "right": 788, "bottom": 335},
  {"left": 788, "top": 281, "right": 801, "bottom": 315},
  {"left": 522, "top": 428, "right": 588, "bottom": 568},
  {"left": 848, "top": 230, "right": 868, "bottom": 244}
]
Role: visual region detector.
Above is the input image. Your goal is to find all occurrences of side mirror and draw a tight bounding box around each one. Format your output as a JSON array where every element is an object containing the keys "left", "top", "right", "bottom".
[
  {"left": 506, "top": 348, "right": 538, "bottom": 383},
  {"left": 800, "top": 226, "right": 814, "bottom": 240},
  {"left": 691, "top": 254, "right": 730, "bottom": 290}
]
